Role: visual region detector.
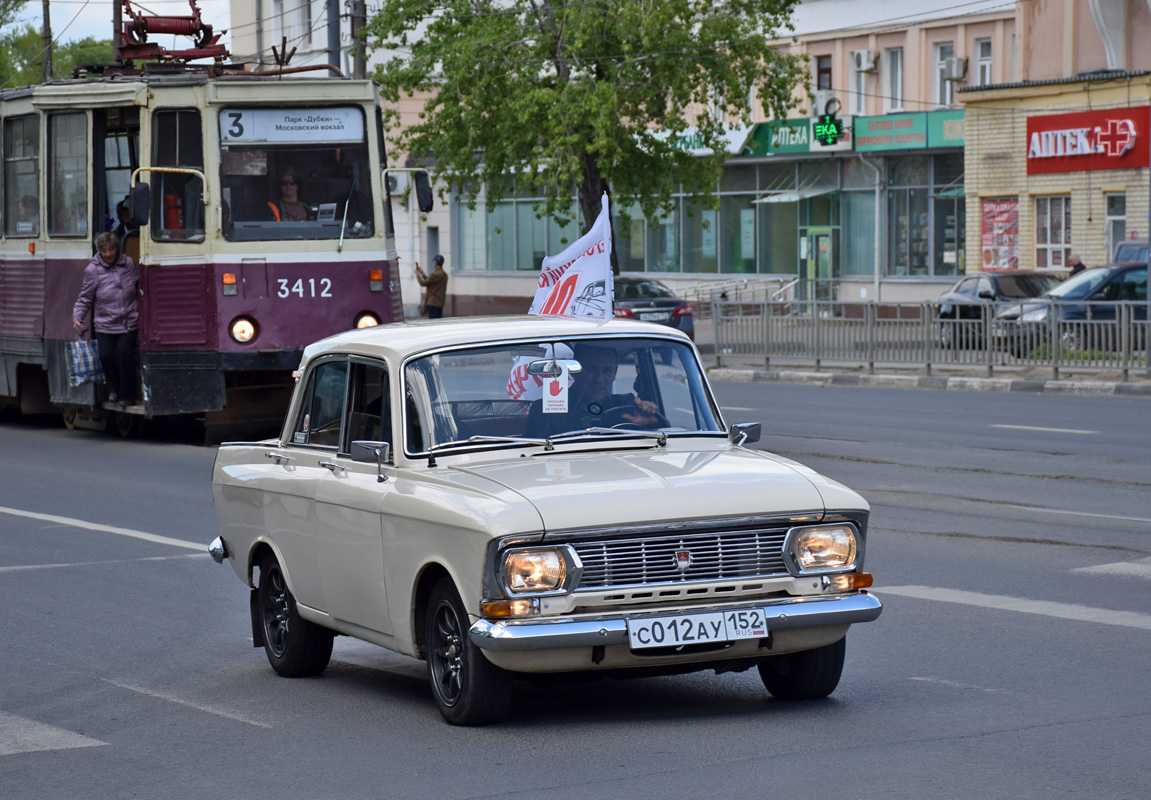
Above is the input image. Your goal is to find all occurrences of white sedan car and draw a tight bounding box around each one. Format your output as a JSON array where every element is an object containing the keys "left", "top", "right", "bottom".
[{"left": 210, "top": 315, "right": 882, "bottom": 725}]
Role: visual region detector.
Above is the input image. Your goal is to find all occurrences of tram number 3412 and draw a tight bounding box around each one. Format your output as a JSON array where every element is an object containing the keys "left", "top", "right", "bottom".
[{"left": 277, "top": 278, "right": 334, "bottom": 298}]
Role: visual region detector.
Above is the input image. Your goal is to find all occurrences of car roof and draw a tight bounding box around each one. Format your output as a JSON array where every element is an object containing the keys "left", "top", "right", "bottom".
[{"left": 300, "top": 314, "right": 692, "bottom": 364}]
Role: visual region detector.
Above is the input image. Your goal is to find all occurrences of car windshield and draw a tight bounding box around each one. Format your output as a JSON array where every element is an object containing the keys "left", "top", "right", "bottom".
[
  {"left": 402, "top": 336, "right": 722, "bottom": 454},
  {"left": 617, "top": 280, "right": 675, "bottom": 300},
  {"left": 996, "top": 274, "right": 1061, "bottom": 298},
  {"left": 1044, "top": 269, "right": 1112, "bottom": 300}
]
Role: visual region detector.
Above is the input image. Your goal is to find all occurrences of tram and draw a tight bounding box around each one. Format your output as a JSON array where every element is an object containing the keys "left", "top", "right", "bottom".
[{"left": 0, "top": 5, "right": 429, "bottom": 437}]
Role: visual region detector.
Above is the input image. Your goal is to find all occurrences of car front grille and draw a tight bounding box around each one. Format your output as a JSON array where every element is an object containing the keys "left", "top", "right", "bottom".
[{"left": 570, "top": 528, "right": 789, "bottom": 590}]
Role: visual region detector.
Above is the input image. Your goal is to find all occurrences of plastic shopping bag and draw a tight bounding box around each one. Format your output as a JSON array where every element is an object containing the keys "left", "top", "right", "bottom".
[{"left": 67, "top": 334, "right": 104, "bottom": 387}]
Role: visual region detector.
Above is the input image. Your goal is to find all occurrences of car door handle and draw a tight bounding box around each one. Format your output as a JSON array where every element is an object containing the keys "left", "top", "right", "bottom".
[
  {"left": 318, "top": 460, "right": 345, "bottom": 473},
  {"left": 265, "top": 451, "right": 293, "bottom": 463}
]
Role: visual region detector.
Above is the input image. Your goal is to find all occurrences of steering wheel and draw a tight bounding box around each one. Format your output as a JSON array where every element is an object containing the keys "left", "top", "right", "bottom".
[{"left": 595, "top": 404, "right": 669, "bottom": 430}]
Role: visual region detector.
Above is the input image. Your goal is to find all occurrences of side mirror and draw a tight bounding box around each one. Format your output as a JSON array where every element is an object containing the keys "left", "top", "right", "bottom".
[
  {"left": 729, "top": 422, "right": 761, "bottom": 446},
  {"left": 978, "top": 290, "right": 995, "bottom": 300},
  {"left": 129, "top": 182, "right": 151, "bottom": 227},
  {"left": 413, "top": 171, "right": 434, "bottom": 213},
  {"left": 350, "top": 440, "right": 391, "bottom": 482}
]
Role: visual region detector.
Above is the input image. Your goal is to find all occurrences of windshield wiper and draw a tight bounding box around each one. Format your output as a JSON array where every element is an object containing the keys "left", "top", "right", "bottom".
[{"left": 548, "top": 427, "right": 667, "bottom": 446}]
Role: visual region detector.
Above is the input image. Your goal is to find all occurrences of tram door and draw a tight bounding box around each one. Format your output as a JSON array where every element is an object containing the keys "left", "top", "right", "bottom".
[{"left": 96, "top": 107, "right": 140, "bottom": 260}]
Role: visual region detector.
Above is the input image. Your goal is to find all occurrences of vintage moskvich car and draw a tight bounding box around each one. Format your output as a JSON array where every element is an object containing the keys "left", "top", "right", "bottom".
[{"left": 209, "top": 316, "right": 882, "bottom": 725}]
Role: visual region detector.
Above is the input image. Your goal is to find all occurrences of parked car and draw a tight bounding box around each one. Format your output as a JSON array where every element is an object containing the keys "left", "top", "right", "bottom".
[
  {"left": 938, "top": 271, "right": 1062, "bottom": 348},
  {"left": 612, "top": 275, "right": 694, "bottom": 339},
  {"left": 992, "top": 263, "right": 1148, "bottom": 356},
  {"left": 210, "top": 316, "right": 881, "bottom": 725},
  {"left": 1113, "top": 238, "right": 1147, "bottom": 264}
]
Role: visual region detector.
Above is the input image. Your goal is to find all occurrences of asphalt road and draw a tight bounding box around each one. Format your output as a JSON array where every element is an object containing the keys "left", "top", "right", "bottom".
[{"left": 1, "top": 385, "right": 1149, "bottom": 800}]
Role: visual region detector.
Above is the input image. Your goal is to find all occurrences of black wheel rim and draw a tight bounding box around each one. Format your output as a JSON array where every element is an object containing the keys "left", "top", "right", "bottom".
[
  {"left": 263, "top": 564, "right": 291, "bottom": 658},
  {"left": 429, "top": 599, "right": 464, "bottom": 707}
]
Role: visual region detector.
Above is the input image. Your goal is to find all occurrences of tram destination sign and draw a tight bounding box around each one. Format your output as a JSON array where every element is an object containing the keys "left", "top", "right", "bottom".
[{"left": 219, "top": 107, "right": 365, "bottom": 145}]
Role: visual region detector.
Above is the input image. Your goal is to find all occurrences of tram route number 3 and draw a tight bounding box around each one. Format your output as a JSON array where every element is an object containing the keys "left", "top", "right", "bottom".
[{"left": 277, "top": 278, "right": 333, "bottom": 298}]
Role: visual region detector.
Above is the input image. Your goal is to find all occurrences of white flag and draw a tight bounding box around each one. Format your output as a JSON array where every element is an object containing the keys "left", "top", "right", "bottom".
[{"left": 508, "top": 193, "right": 613, "bottom": 401}]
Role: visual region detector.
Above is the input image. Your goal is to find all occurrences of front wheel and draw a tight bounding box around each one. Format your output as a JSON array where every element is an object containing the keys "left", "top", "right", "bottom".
[
  {"left": 757, "top": 636, "right": 846, "bottom": 700},
  {"left": 425, "top": 577, "right": 513, "bottom": 725},
  {"left": 257, "top": 553, "right": 333, "bottom": 677}
]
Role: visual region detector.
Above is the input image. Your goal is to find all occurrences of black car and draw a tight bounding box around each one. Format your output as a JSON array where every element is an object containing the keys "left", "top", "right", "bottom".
[
  {"left": 992, "top": 263, "right": 1148, "bottom": 356},
  {"left": 938, "top": 271, "right": 1061, "bottom": 348},
  {"left": 612, "top": 275, "right": 694, "bottom": 339}
]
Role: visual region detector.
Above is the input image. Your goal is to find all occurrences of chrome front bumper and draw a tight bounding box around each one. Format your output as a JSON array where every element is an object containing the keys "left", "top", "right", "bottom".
[{"left": 468, "top": 592, "right": 882, "bottom": 652}]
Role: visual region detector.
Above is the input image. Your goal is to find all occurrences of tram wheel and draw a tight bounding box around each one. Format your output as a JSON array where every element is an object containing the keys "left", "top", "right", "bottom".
[
  {"left": 111, "top": 412, "right": 142, "bottom": 438},
  {"left": 61, "top": 406, "right": 79, "bottom": 430}
]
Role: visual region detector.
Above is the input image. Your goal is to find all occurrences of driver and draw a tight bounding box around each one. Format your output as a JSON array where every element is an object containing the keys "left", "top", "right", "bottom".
[{"left": 523, "top": 344, "right": 662, "bottom": 438}]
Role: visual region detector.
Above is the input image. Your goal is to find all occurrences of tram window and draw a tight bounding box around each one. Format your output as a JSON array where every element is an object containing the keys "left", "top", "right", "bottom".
[
  {"left": 48, "top": 112, "right": 88, "bottom": 238},
  {"left": 3, "top": 115, "right": 39, "bottom": 238},
  {"left": 151, "top": 109, "right": 205, "bottom": 242},
  {"left": 219, "top": 106, "right": 375, "bottom": 242}
]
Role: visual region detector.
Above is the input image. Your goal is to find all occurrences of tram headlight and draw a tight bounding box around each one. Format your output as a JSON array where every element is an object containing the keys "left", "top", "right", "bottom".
[
  {"left": 355, "top": 312, "right": 380, "bottom": 329},
  {"left": 229, "top": 316, "right": 258, "bottom": 344}
]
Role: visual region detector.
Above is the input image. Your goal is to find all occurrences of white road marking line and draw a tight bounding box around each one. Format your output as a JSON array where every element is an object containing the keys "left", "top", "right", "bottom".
[
  {"left": 722, "top": 406, "right": 757, "bottom": 412},
  {"left": 908, "top": 677, "right": 1005, "bottom": 693},
  {"left": 1005, "top": 505, "right": 1151, "bottom": 523},
  {"left": 104, "top": 680, "right": 272, "bottom": 729},
  {"left": 990, "top": 424, "right": 1098, "bottom": 435},
  {"left": 0, "top": 505, "right": 202, "bottom": 551},
  {"left": 0, "top": 711, "right": 107, "bottom": 756},
  {"left": 0, "top": 554, "right": 201, "bottom": 574},
  {"left": 1072, "top": 557, "right": 1151, "bottom": 580},
  {"left": 880, "top": 585, "right": 1151, "bottom": 630}
]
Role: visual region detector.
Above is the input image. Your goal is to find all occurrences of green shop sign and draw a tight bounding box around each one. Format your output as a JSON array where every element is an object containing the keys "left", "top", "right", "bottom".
[
  {"left": 854, "top": 110, "right": 965, "bottom": 151},
  {"left": 741, "top": 119, "right": 810, "bottom": 156}
]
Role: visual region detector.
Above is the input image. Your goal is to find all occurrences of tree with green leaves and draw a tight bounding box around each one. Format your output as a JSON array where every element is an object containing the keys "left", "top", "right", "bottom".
[
  {"left": 1, "top": 18, "right": 114, "bottom": 90},
  {"left": 367, "top": 0, "right": 804, "bottom": 237}
]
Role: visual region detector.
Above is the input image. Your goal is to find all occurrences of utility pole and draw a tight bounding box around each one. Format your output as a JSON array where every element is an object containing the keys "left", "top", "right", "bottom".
[
  {"left": 327, "top": 0, "right": 340, "bottom": 73},
  {"left": 352, "top": 0, "right": 367, "bottom": 80},
  {"left": 41, "top": 0, "right": 52, "bottom": 82}
]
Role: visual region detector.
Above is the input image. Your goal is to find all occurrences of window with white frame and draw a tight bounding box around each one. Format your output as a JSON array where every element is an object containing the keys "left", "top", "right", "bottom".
[
  {"left": 1105, "top": 193, "right": 1126, "bottom": 261},
  {"left": 885, "top": 47, "right": 903, "bottom": 111},
  {"left": 1035, "top": 196, "right": 1071, "bottom": 269},
  {"left": 976, "top": 38, "right": 992, "bottom": 85},
  {"left": 935, "top": 42, "right": 954, "bottom": 106}
]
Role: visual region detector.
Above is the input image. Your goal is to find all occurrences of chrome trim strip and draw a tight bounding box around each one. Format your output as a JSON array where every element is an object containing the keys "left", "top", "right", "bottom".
[{"left": 468, "top": 592, "right": 883, "bottom": 652}]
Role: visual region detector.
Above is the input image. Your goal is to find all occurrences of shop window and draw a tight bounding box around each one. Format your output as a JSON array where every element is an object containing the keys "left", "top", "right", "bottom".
[
  {"left": 885, "top": 48, "right": 903, "bottom": 111},
  {"left": 486, "top": 202, "right": 515, "bottom": 270},
  {"left": 889, "top": 188, "right": 929, "bottom": 275},
  {"left": 757, "top": 201, "right": 798, "bottom": 276},
  {"left": 48, "top": 112, "right": 88, "bottom": 237},
  {"left": 515, "top": 202, "right": 546, "bottom": 271},
  {"left": 933, "top": 196, "right": 965, "bottom": 276},
  {"left": 720, "top": 194, "right": 756, "bottom": 274},
  {"left": 976, "top": 38, "right": 993, "bottom": 86},
  {"left": 683, "top": 200, "right": 719, "bottom": 273},
  {"left": 1035, "top": 195, "right": 1071, "bottom": 269},
  {"left": 613, "top": 200, "right": 646, "bottom": 273},
  {"left": 840, "top": 191, "right": 875, "bottom": 277},
  {"left": 3, "top": 115, "right": 39, "bottom": 237},
  {"left": 646, "top": 204, "right": 680, "bottom": 272},
  {"left": 1105, "top": 194, "right": 1126, "bottom": 262}
]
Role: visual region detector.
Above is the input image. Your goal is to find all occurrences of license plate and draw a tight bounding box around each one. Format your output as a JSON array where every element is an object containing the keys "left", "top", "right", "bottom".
[
  {"left": 638, "top": 312, "right": 667, "bottom": 322},
  {"left": 626, "top": 608, "right": 769, "bottom": 650}
]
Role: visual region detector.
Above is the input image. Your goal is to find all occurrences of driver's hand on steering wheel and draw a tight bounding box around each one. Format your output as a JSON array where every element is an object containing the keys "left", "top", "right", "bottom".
[{"left": 620, "top": 397, "right": 660, "bottom": 427}]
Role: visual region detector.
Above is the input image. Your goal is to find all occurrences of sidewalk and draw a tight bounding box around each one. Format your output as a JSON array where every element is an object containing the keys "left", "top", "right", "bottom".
[{"left": 690, "top": 318, "right": 1151, "bottom": 398}]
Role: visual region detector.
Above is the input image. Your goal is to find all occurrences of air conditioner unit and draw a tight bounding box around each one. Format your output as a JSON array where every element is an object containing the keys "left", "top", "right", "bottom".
[
  {"left": 810, "top": 89, "right": 840, "bottom": 118},
  {"left": 385, "top": 172, "right": 407, "bottom": 194},
  {"left": 943, "top": 56, "right": 968, "bottom": 82},
  {"left": 852, "top": 50, "right": 877, "bottom": 73}
]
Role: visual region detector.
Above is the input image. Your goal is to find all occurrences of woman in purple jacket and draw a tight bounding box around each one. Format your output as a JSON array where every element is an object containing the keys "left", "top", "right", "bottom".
[{"left": 73, "top": 232, "right": 140, "bottom": 406}]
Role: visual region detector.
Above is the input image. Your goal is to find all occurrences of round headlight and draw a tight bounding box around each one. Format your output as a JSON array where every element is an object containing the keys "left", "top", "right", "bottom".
[
  {"left": 355, "top": 312, "right": 380, "bottom": 329},
  {"left": 785, "top": 524, "right": 859, "bottom": 575},
  {"left": 503, "top": 549, "right": 566, "bottom": 594},
  {"left": 229, "top": 316, "right": 257, "bottom": 344}
]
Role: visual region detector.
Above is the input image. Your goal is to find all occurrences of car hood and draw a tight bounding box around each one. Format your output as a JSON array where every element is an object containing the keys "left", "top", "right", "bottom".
[
  {"left": 995, "top": 299, "right": 1048, "bottom": 320},
  {"left": 450, "top": 445, "right": 860, "bottom": 532}
]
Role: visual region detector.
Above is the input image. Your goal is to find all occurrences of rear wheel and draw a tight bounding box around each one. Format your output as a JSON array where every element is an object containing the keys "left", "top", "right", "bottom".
[
  {"left": 425, "top": 577, "right": 513, "bottom": 725},
  {"left": 757, "top": 636, "right": 846, "bottom": 700},
  {"left": 257, "top": 553, "right": 333, "bottom": 677}
]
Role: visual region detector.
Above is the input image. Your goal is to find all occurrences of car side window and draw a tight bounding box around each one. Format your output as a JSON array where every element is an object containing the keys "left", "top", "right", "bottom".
[
  {"left": 956, "top": 278, "right": 978, "bottom": 297},
  {"left": 290, "top": 360, "right": 348, "bottom": 448},
  {"left": 1119, "top": 269, "right": 1147, "bottom": 302},
  {"left": 344, "top": 361, "right": 390, "bottom": 451}
]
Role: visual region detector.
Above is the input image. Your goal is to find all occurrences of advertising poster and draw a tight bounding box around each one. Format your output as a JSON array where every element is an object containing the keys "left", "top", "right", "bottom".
[{"left": 981, "top": 198, "right": 1019, "bottom": 270}]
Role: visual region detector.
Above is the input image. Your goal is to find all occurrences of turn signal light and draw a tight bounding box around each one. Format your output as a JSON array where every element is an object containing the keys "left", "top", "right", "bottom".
[
  {"left": 825, "top": 573, "right": 873, "bottom": 592},
  {"left": 480, "top": 598, "right": 537, "bottom": 618},
  {"left": 369, "top": 269, "right": 384, "bottom": 292},
  {"left": 222, "top": 272, "right": 238, "bottom": 296}
]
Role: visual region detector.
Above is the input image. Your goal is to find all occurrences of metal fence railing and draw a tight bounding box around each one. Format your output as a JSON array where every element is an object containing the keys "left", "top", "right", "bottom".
[{"left": 711, "top": 299, "right": 1150, "bottom": 380}]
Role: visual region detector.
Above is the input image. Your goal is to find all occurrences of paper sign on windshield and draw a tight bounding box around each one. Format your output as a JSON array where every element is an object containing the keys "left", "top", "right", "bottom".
[{"left": 542, "top": 364, "right": 569, "bottom": 414}]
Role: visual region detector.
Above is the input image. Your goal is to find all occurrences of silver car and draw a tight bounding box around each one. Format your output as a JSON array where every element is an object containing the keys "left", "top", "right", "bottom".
[{"left": 210, "top": 316, "right": 881, "bottom": 725}]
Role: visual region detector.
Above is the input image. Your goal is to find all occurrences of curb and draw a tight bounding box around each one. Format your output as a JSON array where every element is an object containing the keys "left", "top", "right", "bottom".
[{"left": 706, "top": 367, "right": 1151, "bottom": 397}]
